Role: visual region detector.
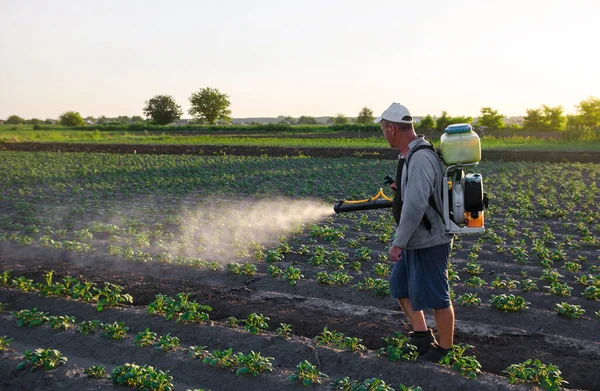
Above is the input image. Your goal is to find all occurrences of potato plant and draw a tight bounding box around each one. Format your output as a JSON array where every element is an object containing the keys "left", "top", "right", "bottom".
[
  {"left": 17, "top": 348, "right": 68, "bottom": 372},
  {"left": 0, "top": 336, "right": 13, "bottom": 352},
  {"left": 289, "top": 360, "right": 329, "bottom": 386},
  {"left": 439, "top": 344, "right": 482, "bottom": 380},
  {"left": 490, "top": 294, "right": 530, "bottom": 312},
  {"left": 555, "top": 302, "right": 586, "bottom": 319},
  {"left": 84, "top": 365, "right": 107, "bottom": 378},
  {"left": 504, "top": 359, "right": 567, "bottom": 390},
  {"left": 243, "top": 313, "right": 270, "bottom": 334},
  {"left": 110, "top": 363, "right": 173, "bottom": 391},
  {"left": 377, "top": 332, "right": 418, "bottom": 362}
]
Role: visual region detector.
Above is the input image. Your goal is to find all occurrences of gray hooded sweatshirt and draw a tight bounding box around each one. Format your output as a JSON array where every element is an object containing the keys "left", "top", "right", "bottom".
[{"left": 392, "top": 137, "right": 453, "bottom": 250}]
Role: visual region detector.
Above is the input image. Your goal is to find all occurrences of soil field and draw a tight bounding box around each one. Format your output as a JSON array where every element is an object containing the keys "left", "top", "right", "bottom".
[
  {"left": 0, "top": 151, "right": 599, "bottom": 390},
  {"left": 1, "top": 141, "right": 600, "bottom": 162}
]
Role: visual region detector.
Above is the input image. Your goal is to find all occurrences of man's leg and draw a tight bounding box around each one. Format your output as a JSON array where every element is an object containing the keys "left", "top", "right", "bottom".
[
  {"left": 397, "top": 298, "right": 427, "bottom": 331},
  {"left": 433, "top": 303, "right": 454, "bottom": 349}
]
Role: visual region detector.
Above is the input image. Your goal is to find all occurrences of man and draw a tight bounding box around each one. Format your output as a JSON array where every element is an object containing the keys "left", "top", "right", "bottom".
[{"left": 374, "top": 102, "right": 454, "bottom": 362}]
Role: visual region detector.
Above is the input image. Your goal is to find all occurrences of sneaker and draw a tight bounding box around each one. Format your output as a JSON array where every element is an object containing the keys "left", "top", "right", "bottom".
[
  {"left": 407, "top": 329, "right": 438, "bottom": 355},
  {"left": 420, "top": 343, "right": 450, "bottom": 363}
]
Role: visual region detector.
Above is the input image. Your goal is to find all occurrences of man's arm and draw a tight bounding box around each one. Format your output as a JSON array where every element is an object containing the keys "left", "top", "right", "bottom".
[{"left": 392, "top": 153, "right": 437, "bottom": 248}]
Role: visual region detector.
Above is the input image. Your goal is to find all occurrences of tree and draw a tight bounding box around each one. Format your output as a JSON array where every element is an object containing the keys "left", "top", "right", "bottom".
[
  {"left": 5, "top": 115, "right": 26, "bottom": 125},
  {"left": 131, "top": 115, "right": 144, "bottom": 122},
  {"left": 59, "top": 111, "right": 85, "bottom": 126},
  {"left": 356, "top": 107, "right": 374, "bottom": 124},
  {"left": 297, "top": 116, "right": 317, "bottom": 125},
  {"left": 143, "top": 95, "right": 183, "bottom": 125},
  {"left": 419, "top": 115, "right": 435, "bottom": 129},
  {"left": 333, "top": 113, "right": 349, "bottom": 125},
  {"left": 435, "top": 111, "right": 451, "bottom": 132},
  {"left": 44, "top": 119, "right": 55, "bottom": 125},
  {"left": 523, "top": 108, "right": 544, "bottom": 130},
  {"left": 188, "top": 87, "right": 231, "bottom": 125},
  {"left": 542, "top": 105, "right": 565, "bottom": 131},
  {"left": 277, "top": 115, "right": 295, "bottom": 125},
  {"left": 523, "top": 105, "right": 566, "bottom": 131},
  {"left": 28, "top": 118, "right": 43, "bottom": 125},
  {"left": 575, "top": 96, "right": 600, "bottom": 128},
  {"left": 478, "top": 107, "right": 504, "bottom": 129}
]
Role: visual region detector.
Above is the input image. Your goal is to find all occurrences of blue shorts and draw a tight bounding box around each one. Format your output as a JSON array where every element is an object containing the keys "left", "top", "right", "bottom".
[{"left": 389, "top": 243, "right": 452, "bottom": 311}]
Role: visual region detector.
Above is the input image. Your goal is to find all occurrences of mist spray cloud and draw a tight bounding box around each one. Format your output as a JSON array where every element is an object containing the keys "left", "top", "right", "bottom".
[{"left": 173, "top": 197, "right": 335, "bottom": 262}]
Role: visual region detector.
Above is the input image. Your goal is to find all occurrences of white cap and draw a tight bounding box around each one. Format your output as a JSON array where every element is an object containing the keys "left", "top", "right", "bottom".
[{"left": 373, "top": 102, "right": 413, "bottom": 124}]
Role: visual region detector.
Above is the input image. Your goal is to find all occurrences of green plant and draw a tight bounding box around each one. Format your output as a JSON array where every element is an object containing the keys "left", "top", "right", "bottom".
[
  {"left": 84, "top": 365, "right": 107, "bottom": 378},
  {"left": 225, "top": 316, "right": 239, "bottom": 327},
  {"left": 17, "top": 348, "right": 68, "bottom": 372},
  {"left": 235, "top": 351, "right": 274, "bottom": 376},
  {"left": 317, "top": 271, "right": 353, "bottom": 286},
  {"left": 204, "top": 348, "right": 238, "bottom": 368},
  {"left": 0, "top": 335, "right": 14, "bottom": 352},
  {"left": 356, "top": 247, "right": 372, "bottom": 261},
  {"left": 110, "top": 363, "right": 173, "bottom": 391},
  {"left": 47, "top": 315, "right": 76, "bottom": 331},
  {"left": 11, "top": 276, "right": 35, "bottom": 292},
  {"left": 155, "top": 333, "right": 180, "bottom": 352},
  {"left": 377, "top": 332, "right": 418, "bottom": 362},
  {"left": 314, "top": 327, "right": 344, "bottom": 346},
  {"left": 555, "top": 302, "right": 585, "bottom": 319},
  {"left": 520, "top": 278, "right": 539, "bottom": 292},
  {"left": 0, "top": 269, "right": 11, "bottom": 286},
  {"left": 341, "top": 336, "right": 367, "bottom": 353},
  {"left": 504, "top": 359, "right": 567, "bottom": 390},
  {"left": 95, "top": 282, "right": 133, "bottom": 311},
  {"left": 539, "top": 270, "right": 564, "bottom": 283},
  {"left": 244, "top": 313, "right": 270, "bottom": 334},
  {"left": 288, "top": 360, "right": 328, "bottom": 386},
  {"left": 267, "top": 264, "right": 283, "bottom": 277},
  {"left": 331, "top": 377, "right": 397, "bottom": 391},
  {"left": 276, "top": 323, "right": 293, "bottom": 338},
  {"left": 228, "top": 262, "right": 258, "bottom": 275},
  {"left": 284, "top": 266, "right": 304, "bottom": 285},
  {"left": 490, "top": 294, "right": 530, "bottom": 312},
  {"left": 463, "top": 261, "right": 483, "bottom": 275},
  {"left": 562, "top": 261, "right": 582, "bottom": 272},
  {"left": 265, "top": 249, "right": 284, "bottom": 262},
  {"left": 457, "top": 293, "right": 481, "bottom": 307},
  {"left": 188, "top": 345, "right": 210, "bottom": 360},
  {"left": 490, "top": 276, "right": 519, "bottom": 289},
  {"left": 134, "top": 328, "right": 157, "bottom": 347},
  {"left": 465, "top": 276, "right": 486, "bottom": 287},
  {"left": 439, "top": 344, "right": 482, "bottom": 379},
  {"left": 78, "top": 320, "right": 101, "bottom": 335},
  {"left": 14, "top": 308, "right": 49, "bottom": 327},
  {"left": 373, "top": 262, "right": 391, "bottom": 277},
  {"left": 545, "top": 281, "right": 572, "bottom": 297},
  {"left": 583, "top": 285, "right": 600, "bottom": 300},
  {"left": 101, "top": 321, "right": 129, "bottom": 341}
]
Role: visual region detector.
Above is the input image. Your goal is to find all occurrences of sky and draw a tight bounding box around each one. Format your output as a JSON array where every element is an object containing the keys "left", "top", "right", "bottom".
[{"left": 1, "top": 0, "right": 599, "bottom": 120}]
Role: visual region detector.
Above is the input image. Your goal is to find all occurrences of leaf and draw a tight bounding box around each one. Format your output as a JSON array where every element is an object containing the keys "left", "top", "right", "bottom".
[{"left": 236, "top": 367, "right": 250, "bottom": 376}]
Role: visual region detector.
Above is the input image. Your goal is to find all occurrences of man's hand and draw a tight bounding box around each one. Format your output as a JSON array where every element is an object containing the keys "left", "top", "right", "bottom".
[
  {"left": 389, "top": 183, "right": 397, "bottom": 192},
  {"left": 388, "top": 246, "right": 403, "bottom": 262}
]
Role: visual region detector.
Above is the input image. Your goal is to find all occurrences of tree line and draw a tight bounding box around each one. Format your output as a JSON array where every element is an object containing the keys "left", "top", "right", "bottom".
[{"left": 2, "top": 90, "right": 599, "bottom": 135}]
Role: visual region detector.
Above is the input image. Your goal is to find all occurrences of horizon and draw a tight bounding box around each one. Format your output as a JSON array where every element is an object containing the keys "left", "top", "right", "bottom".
[{"left": 1, "top": 0, "right": 598, "bottom": 120}]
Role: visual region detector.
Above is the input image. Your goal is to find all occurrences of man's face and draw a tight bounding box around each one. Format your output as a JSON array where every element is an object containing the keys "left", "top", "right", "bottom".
[{"left": 381, "top": 121, "right": 393, "bottom": 146}]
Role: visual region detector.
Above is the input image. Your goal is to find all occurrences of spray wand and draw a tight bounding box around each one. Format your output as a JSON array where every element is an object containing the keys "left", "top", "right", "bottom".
[{"left": 333, "top": 175, "right": 394, "bottom": 214}]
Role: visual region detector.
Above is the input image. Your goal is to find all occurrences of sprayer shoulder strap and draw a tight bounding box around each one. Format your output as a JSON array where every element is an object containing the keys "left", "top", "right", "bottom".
[{"left": 403, "top": 144, "right": 445, "bottom": 229}]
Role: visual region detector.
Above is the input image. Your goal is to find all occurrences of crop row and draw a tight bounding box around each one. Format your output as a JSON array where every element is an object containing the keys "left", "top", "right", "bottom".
[{"left": 1, "top": 300, "right": 572, "bottom": 391}]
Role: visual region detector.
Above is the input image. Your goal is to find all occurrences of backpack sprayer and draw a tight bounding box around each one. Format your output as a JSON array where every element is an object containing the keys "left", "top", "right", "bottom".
[{"left": 334, "top": 124, "right": 489, "bottom": 234}]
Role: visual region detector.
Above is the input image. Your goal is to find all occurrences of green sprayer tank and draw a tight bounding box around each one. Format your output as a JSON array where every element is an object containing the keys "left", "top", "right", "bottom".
[{"left": 440, "top": 124, "right": 481, "bottom": 165}]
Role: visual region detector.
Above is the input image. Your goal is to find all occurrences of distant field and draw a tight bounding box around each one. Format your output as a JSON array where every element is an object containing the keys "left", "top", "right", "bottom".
[{"left": 1, "top": 129, "right": 600, "bottom": 151}]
